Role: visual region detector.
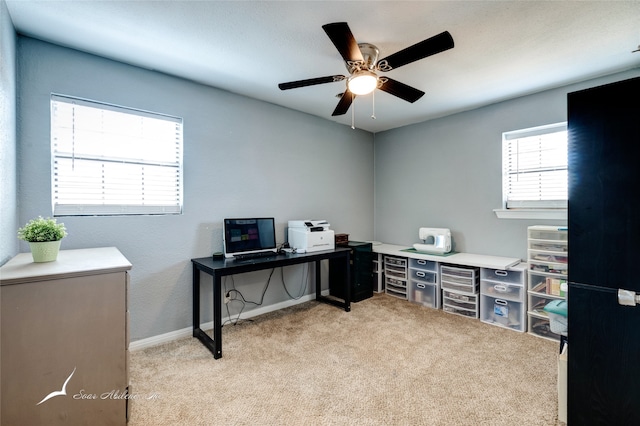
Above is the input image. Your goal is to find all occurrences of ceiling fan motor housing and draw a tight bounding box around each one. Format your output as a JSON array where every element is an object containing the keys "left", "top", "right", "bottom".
[{"left": 349, "top": 43, "right": 379, "bottom": 72}]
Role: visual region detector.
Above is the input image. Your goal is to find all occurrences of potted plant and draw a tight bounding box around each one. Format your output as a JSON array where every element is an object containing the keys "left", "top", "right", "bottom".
[{"left": 17, "top": 216, "right": 68, "bottom": 262}]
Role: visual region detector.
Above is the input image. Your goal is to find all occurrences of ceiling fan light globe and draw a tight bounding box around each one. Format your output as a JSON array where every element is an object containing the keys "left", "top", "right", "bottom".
[{"left": 348, "top": 71, "right": 378, "bottom": 95}]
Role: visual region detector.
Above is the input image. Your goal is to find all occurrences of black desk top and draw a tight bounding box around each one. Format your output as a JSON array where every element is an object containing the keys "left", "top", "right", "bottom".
[{"left": 192, "top": 247, "right": 351, "bottom": 275}]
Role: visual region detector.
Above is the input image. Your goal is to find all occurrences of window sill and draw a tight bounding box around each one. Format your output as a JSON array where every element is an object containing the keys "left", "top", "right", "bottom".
[{"left": 493, "top": 209, "right": 567, "bottom": 220}]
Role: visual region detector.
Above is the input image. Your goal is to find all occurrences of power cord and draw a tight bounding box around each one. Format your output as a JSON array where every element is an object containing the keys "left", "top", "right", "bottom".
[
  {"left": 222, "top": 263, "right": 310, "bottom": 325},
  {"left": 280, "top": 263, "right": 310, "bottom": 300},
  {"left": 222, "top": 268, "right": 276, "bottom": 326}
]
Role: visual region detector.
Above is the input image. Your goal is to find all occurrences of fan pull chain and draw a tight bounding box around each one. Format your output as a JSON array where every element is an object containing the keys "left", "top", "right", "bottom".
[
  {"left": 371, "top": 90, "right": 376, "bottom": 120},
  {"left": 351, "top": 92, "right": 355, "bottom": 130}
]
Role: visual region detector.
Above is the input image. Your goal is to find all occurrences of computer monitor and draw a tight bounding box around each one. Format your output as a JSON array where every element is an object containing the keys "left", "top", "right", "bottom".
[{"left": 223, "top": 218, "right": 277, "bottom": 258}]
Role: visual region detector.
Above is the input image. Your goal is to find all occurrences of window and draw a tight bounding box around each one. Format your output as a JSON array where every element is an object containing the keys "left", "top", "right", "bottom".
[
  {"left": 51, "top": 94, "right": 183, "bottom": 216},
  {"left": 502, "top": 122, "right": 567, "bottom": 210}
]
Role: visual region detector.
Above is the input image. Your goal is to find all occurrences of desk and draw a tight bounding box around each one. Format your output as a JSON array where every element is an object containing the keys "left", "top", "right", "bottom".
[{"left": 192, "top": 248, "right": 351, "bottom": 359}]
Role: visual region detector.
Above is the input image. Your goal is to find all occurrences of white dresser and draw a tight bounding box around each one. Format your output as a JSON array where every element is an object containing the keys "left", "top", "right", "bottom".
[{"left": 0, "top": 247, "right": 131, "bottom": 425}]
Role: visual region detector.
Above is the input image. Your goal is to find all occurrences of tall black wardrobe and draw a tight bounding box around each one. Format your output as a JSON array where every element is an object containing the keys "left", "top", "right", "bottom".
[{"left": 567, "top": 76, "right": 640, "bottom": 424}]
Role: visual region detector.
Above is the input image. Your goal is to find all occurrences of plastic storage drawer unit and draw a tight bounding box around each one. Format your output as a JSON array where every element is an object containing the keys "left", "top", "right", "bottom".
[
  {"left": 441, "top": 265, "right": 479, "bottom": 294},
  {"left": 480, "top": 265, "right": 527, "bottom": 331},
  {"left": 408, "top": 258, "right": 440, "bottom": 309},
  {"left": 384, "top": 256, "right": 408, "bottom": 300},
  {"left": 442, "top": 289, "right": 479, "bottom": 318},
  {"left": 527, "top": 225, "right": 568, "bottom": 341}
]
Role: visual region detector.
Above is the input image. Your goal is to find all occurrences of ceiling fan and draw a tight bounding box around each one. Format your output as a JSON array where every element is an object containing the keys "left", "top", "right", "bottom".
[{"left": 278, "top": 22, "right": 454, "bottom": 117}]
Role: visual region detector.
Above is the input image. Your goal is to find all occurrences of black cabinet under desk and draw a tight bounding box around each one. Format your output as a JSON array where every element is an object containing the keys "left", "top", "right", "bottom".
[{"left": 329, "top": 241, "right": 374, "bottom": 302}]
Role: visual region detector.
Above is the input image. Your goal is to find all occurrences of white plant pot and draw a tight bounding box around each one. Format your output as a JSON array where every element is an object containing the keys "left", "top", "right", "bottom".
[{"left": 29, "top": 240, "right": 62, "bottom": 262}]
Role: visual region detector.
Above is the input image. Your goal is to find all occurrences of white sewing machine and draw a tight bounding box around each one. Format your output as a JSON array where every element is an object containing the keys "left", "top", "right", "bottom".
[{"left": 413, "top": 227, "right": 452, "bottom": 254}]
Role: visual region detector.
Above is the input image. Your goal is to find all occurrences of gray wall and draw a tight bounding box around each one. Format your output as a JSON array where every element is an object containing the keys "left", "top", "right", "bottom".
[
  {"left": 15, "top": 37, "right": 374, "bottom": 342},
  {"left": 0, "top": 0, "right": 17, "bottom": 265},
  {"left": 8, "top": 25, "right": 640, "bottom": 343},
  {"left": 374, "top": 68, "right": 640, "bottom": 260}
]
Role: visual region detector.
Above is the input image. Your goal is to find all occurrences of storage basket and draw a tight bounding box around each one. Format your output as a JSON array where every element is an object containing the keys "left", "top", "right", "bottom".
[{"left": 543, "top": 300, "right": 568, "bottom": 336}]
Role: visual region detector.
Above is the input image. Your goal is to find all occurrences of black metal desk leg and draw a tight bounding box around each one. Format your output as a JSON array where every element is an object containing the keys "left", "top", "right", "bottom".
[
  {"left": 192, "top": 264, "right": 200, "bottom": 336},
  {"left": 315, "top": 260, "right": 322, "bottom": 299},
  {"left": 213, "top": 274, "right": 223, "bottom": 359}
]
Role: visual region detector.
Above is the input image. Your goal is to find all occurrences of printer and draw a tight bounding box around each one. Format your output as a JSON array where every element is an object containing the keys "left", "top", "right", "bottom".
[{"left": 287, "top": 220, "right": 335, "bottom": 253}]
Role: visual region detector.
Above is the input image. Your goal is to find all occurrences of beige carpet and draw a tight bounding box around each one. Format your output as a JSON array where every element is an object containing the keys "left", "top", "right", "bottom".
[{"left": 129, "top": 293, "right": 562, "bottom": 425}]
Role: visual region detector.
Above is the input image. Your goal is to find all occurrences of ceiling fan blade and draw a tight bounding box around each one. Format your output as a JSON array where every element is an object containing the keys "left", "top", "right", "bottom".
[
  {"left": 332, "top": 90, "right": 355, "bottom": 116},
  {"left": 278, "top": 75, "right": 345, "bottom": 90},
  {"left": 377, "top": 31, "right": 454, "bottom": 71},
  {"left": 322, "top": 22, "right": 364, "bottom": 64},
  {"left": 378, "top": 78, "right": 425, "bottom": 103}
]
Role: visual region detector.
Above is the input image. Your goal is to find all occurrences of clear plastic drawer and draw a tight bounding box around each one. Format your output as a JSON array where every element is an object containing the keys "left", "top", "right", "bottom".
[
  {"left": 384, "top": 256, "right": 407, "bottom": 267},
  {"left": 443, "top": 289, "right": 479, "bottom": 318},
  {"left": 441, "top": 277, "right": 478, "bottom": 294},
  {"left": 409, "top": 269, "right": 437, "bottom": 284},
  {"left": 528, "top": 241, "right": 568, "bottom": 253},
  {"left": 409, "top": 280, "right": 439, "bottom": 309},
  {"left": 441, "top": 265, "right": 478, "bottom": 279},
  {"left": 528, "top": 292, "right": 561, "bottom": 316},
  {"left": 529, "top": 260, "right": 568, "bottom": 276},
  {"left": 529, "top": 271, "right": 567, "bottom": 297},
  {"left": 480, "top": 268, "right": 524, "bottom": 285},
  {"left": 386, "top": 276, "right": 406, "bottom": 289},
  {"left": 528, "top": 315, "right": 563, "bottom": 340},
  {"left": 528, "top": 227, "right": 568, "bottom": 241},
  {"left": 409, "top": 258, "right": 438, "bottom": 272},
  {"left": 441, "top": 273, "right": 473, "bottom": 285},
  {"left": 442, "top": 303, "right": 478, "bottom": 319},
  {"left": 442, "top": 289, "right": 478, "bottom": 310},
  {"left": 480, "top": 295, "right": 525, "bottom": 332},
  {"left": 385, "top": 264, "right": 407, "bottom": 279},
  {"left": 480, "top": 280, "right": 524, "bottom": 302},
  {"left": 529, "top": 251, "right": 568, "bottom": 264}
]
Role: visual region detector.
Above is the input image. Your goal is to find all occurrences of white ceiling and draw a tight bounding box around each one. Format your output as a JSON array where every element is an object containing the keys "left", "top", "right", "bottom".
[{"left": 6, "top": 1, "right": 640, "bottom": 133}]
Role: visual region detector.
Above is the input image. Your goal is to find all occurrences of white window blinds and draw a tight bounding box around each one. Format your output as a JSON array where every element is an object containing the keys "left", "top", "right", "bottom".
[
  {"left": 502, "top": 122, "right": 567, "bottom": 209},
  {"left": 51, "top": 94, "right": 183, "bottom": 216}
]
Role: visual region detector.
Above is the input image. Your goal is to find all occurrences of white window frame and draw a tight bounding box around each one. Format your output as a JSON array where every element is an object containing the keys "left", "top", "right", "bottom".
[
  {"left": 51, "top": 94, "right": 183, "bottom": 216},
  {"left": 494, "top": 122, "right": 568, "bottom": 220}
]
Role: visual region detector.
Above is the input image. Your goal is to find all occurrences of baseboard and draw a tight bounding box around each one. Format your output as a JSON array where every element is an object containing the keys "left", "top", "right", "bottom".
[{"left": 129, "top": 291, "right": 328, "bottom": 352}]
